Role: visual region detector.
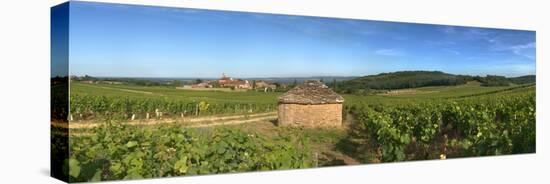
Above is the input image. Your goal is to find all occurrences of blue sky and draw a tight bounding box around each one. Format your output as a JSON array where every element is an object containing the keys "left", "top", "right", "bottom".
[{"left": 66, "top": 1, "right": 536, "bottom": 78}]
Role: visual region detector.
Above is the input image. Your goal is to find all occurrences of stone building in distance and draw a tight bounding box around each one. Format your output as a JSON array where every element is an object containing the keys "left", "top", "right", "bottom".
[
  {"left": 277, "top": 80, "right": 344, "bottom": 127},
  {"left": 218, "top": 73, "right": 252, "bottom": 89}
]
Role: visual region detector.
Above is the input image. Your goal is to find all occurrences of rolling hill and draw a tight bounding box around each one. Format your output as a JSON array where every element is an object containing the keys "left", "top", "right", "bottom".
[{"left": 336, "top": 71, "right": 535, "bottom": 94}]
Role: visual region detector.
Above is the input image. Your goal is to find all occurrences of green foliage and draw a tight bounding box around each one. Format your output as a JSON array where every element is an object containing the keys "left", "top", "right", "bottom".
[
  {"left": 68, "top": 158, "right": 81, "bottom": 178},
  {"left": 69, "top": 94, "right": 276, "bottom": 120},
  {"left": 477, "top": 75, "right": 535, "bottom": 86},
  {"left": 68, "top": 124, "right": 313, "bottom": 182},
  {"left": 338, "top": 71, "right": 468, "bottom": 93},
  {"left": 66, "top": 76, "right": 536, "bottom": 178},
  {"left": 508, "top": 75, "right": 536, "bottom": 84},
  {"left": 51, "top": 77, "right": 68, "bottom": 121},
  {"left": 347, "top": 89, "right": 535, "bottom": 162},
  {"left": 336, "top": 71, "right": 535, "bottom": 94},
  {"left": 198, "top": 101, "right": 210, "bottom": 114},
  {"left": 172, "top": 80, "right": 182, "bottom": 87},
  {"left": 477, "top": 75, "right": 510, "bottom": 86}
]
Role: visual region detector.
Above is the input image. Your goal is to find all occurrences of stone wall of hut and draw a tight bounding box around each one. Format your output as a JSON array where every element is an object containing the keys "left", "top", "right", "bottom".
[{"left": 277, "top": 103, "right": 342, "bottom": 127}]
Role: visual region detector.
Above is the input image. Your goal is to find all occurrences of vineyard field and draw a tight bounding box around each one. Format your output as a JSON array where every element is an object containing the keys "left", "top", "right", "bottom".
[
  {"left": 69, "top": 83, "right": 280, "bottom": 121},
  {"left": 344, "top": 86, "right": 535, "bottom": 162},
  {"left": 59, "top": 81, "right": 536, "bottom": 182}
]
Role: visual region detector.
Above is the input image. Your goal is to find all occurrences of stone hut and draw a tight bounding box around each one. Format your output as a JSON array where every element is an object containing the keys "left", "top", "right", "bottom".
[{"left": 277, "top": 80, "right": 344, "bottom": 127}]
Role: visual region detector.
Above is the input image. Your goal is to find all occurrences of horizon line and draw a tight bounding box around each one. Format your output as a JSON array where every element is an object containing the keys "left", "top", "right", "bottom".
[{"left": 66, "top": 71, "right": 536, "bottom": 79}]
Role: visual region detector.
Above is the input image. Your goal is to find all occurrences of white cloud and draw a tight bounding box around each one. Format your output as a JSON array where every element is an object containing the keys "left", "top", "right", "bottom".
[
  {"left": 493, "top": 42, "right": 536, "bottom": 60},
  {"left": 443, "top": 49, "right": 460, "bottom": 55},
  {"left": 510, "top": 42, "right": 536, "bottom": 60},
  {"left": 425, "top": 40, "right": 456, "bottom": 46},
  {"left": 510, "top": 42, "right": 536, "bottom": 49},
  {"left": 374, "top": 49, "right": 403, "bottom": 56}
]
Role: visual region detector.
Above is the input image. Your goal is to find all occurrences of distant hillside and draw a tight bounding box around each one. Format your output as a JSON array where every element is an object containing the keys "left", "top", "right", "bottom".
[
  {"left": 337, "top": 71, "right": 468, "bottom": 93},
  {"left": 474, "top": 75, "right": 536, "bottom": 86},
  {"left": 334, "top": 71, "right": 535, "bottom": 94},
  {"left": 509, "top": 75, "right": 536, "bottom": 84}
]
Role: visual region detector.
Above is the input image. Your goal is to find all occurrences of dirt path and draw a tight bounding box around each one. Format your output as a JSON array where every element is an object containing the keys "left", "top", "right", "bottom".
[
  {"left": 323, "top": 150, "right": 361, "bottom": 165},
  {"left": 186, "top": 115, "right": 276, "bottom": 128},
  {"left": 53, "top": 111, "right": 278, "bottom": 129}
]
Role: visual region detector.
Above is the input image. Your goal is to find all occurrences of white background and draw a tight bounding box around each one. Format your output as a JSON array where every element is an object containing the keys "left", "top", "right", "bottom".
[{"left": 0, "top": 0, "right": 547, "bottom": 183}]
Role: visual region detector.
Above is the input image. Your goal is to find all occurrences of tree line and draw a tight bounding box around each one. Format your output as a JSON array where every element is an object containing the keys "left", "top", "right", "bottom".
[{"left": 328, "top": 71, "right": 535, "bottom": 95}]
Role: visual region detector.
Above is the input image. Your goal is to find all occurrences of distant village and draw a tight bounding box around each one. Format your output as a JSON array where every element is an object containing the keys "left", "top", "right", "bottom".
[
  {"left": 70, "top": 73, "right": 283, "bottom": 92},
  {"left": 183, "top": 73, "right": 279, "bottom": 92}
]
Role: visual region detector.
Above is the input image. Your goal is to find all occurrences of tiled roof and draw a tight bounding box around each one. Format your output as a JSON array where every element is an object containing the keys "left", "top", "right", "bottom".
[{"left": 278, "top": 80, "right": 344, "bottom": 105}]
